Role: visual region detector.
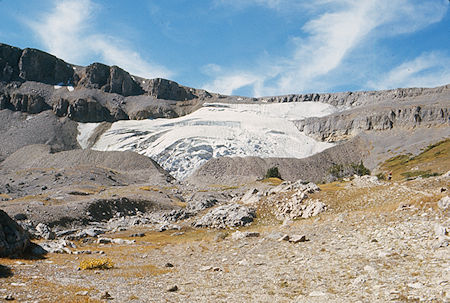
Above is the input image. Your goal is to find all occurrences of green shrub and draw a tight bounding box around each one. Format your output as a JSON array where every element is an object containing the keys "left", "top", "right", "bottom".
[
  {"left": 351, "top": 161, "right": 371, "bottom": 176},
  {"left": 265, "top": 167, "right": 281, "bottom": 179},
  {"left": 327, "top": 161, "right": 371, "bottom": 182},
  {"left": 401, "top": 170, "right": 440, "bottom": 179}
]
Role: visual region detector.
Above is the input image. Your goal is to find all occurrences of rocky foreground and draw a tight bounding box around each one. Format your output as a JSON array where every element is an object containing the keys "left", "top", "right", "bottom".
[
  {"left": 0, "top": 174, "right": 448, "bottom": 302},
  {"left": 0, "top": 43, "right": 449, "bottom": 302}
]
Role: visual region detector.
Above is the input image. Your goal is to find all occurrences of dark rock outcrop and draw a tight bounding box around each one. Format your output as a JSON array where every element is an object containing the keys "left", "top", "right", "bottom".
[
  {"left": 0, "top": 209, "right": 30, "bottom": 257},
  {"left": 0, "top": 44, "right": 22, "bottom": 82},
  {"left": 76, "top": 63, "right": 143, "bottom": 97},
  {"left": 66, "top": 97, "right": 113, "bottom": 122},
  {"left": 18, "top": 48, "right": 74, "bottom": 84},
  {"left": 144, "top": 78, "right": 197, "bottom": 101},
  {"left": 9, "top": 92, "right": 51, "bottom": 114}
]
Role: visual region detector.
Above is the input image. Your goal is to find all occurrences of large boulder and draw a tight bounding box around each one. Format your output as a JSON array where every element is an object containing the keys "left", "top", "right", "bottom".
[
  {"left": 194, "top": 204, "right": 256, "bottom": 229},
  {"left": 0, "top": 210, "right": 30, "bottom": 257}
]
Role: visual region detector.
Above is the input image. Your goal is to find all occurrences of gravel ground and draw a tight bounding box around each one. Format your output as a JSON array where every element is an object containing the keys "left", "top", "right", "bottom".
[{"left": 0, "top": 177, "right": 449, "bottom": 303}]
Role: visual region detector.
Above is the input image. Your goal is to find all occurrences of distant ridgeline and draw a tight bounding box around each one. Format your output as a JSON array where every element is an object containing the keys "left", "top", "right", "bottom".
[
  {"left": 0, "top": 43, "right": 215, "bottom": 122},
  {"left": 1, "top": 42, "right": 449, "bottom": 124}
]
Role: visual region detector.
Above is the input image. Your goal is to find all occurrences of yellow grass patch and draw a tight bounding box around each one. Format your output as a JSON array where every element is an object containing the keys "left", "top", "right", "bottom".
[
  {"left": 139, "top": 186, "right": 160, "bottom": 192},
  {"left": 261, "top": 177, "right": 283, "bottom": 186},
  {"left": 79, "top": 258, "right": 114, "bottom": 270}
]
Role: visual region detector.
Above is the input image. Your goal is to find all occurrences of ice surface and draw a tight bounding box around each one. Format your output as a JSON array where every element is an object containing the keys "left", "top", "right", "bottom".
[
  {"left": 79, "top": 102, "right": 340, "bottom": 179},
  {"left": 77, "top": 122, "right": 101, "bottom": 149}
]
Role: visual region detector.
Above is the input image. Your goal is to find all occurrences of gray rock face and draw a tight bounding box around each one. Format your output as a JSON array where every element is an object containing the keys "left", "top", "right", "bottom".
[
  {"left": 0, "top": 210, "right": 30, "bottom": 257},
  {"left": 66, "top": 97, "right": 114, "bottom": 122},
  {"left": 258, "top": 85, "right": 450, "bottom": 107},
  {"left": 0, "top": 44, "right": 22, "bottom": 82},
  {"left": 76, "top": 63, "right": 143, "bottom": 97},
  {"left": 0, "top": 110, "right": 79, "bottom": 161},
  {"left": 295, "top": 104, "right": 449, "bottom": 142},
  {"left": 18, "top": 48, "right": 74, "bottom": 84},
  {"left": 9, "top": 92, "right": 51, "bottom": 114},
  {"left": 144, "top": 78, "right": 197, "bottom": 101},
  {"left": 194, "top": 204, "right": 256, "bottom": 229},
  {"left": 0, "top": 43, "right": 216, "bottom": 122}
]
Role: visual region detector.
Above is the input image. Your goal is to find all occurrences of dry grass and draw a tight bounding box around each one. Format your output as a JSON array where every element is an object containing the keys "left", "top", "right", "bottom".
[
  {"left": 380, "top": 138, "right": 450, "bottom": 181},
  {"left": 209, "top": 184, "right": 241, "bottom": 191},
  {"left": 79, "top": 258, "right": 114, "bottom": 270},
  {"left": 30, "top": 279, "right": 100, "bottom": 303},
  {"left": 113, "top": 263, "right": 170, "bottom": 278},
  {"left": 0, "top": 266, "right": 101, "bottom": 303},
  {"left": 139, "top": 186, "right": 160, "bottom": 192},
  {"left": 312, "top": 182, "right": 406, "bottom": 214},
  {"left": 261, "top": 177, "right": 283, "bottom": 186}
]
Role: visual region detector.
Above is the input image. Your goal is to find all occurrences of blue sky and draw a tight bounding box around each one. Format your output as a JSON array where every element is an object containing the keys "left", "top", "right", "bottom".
[{"left": 0, "top": 0, "right": 449, "bottom": 97}]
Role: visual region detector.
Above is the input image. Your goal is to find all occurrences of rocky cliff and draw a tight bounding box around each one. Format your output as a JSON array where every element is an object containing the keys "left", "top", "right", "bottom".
[
  {"left": 257, "top": 84, "right": 450, "bottom": 107},
  {"left": 295, "top": 103, "right": 449, "bottom": 142},
  {"left": 0, "top": 43, "right": 216, "bottom": 122}
]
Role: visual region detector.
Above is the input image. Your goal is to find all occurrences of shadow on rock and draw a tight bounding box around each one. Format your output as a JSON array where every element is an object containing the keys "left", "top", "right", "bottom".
[
  {"left": 0, "top": 265, "right": 13, "bottom": 278},
  {"left": 21, "top": 243, "right": 47, "bottom": 260}
]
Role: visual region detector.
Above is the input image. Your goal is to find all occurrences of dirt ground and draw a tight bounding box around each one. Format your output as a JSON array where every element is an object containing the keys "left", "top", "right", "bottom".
[{"left": 1, "top": 176, "right": 449, "bottom": 303}]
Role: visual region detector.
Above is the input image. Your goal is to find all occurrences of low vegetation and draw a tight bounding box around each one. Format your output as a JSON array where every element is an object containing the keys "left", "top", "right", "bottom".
[
  {"left": 265, "top": 167, "right": 282, "bottom": 179},
  {"left": 79, "top": 258, "right": 114, "bottom": 270},
  {"left": 328, "top": 161, "right": 371, "bottom": 181},
  {"left": 380, "top": 138, "right": 450, "bottom": 181}
]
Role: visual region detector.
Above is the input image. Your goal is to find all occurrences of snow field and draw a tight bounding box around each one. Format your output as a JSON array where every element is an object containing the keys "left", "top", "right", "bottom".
[{"left": 78, "top": 102, "right": 339, "bottom": 179}]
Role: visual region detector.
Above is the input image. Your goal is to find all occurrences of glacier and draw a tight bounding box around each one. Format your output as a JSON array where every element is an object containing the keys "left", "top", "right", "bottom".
[{"left": 77, "top": 102, "right": 341, "bottom": 179}]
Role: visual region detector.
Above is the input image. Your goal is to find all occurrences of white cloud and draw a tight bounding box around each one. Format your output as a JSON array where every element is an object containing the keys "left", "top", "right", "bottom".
[
  {"left": 203, "top": 72, "right": 263, "bottom": 96},
  {"left": 367, "top": 52, "right": 450, "bottom": 90},
  {"left": 206, "top": 0, "right": 448, "bottom": 96},
  {"left": 27, "top": 0, "right": 172, "bottom": 79}
]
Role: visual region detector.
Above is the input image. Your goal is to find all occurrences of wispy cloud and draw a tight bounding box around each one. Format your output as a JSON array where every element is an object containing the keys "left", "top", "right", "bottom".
[
  {"left": 206, "top": 0, "right": 448, "bottom": 96},
  {"left": 367, "top": 52, "right": 450, "bottom": 90},
  {"left": 27, "top": 0, "right": 172, "bottom": 79}
]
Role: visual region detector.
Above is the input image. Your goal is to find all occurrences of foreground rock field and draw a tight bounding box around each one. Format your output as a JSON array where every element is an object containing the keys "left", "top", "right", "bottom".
[{"left": 1, "top": 174, "right": 448, "bottom": 303}]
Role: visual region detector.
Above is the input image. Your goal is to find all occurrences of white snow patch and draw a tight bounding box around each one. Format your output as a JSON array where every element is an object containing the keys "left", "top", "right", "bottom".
[
  {"left": 77, "top": 123, "right": 101, "bottom": 149},
  {"left": 54, "top": 85, "right": 74, "bottom": 92},
  {"left": 85, "top": 102, "right": 340, "bottom": 179}
]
